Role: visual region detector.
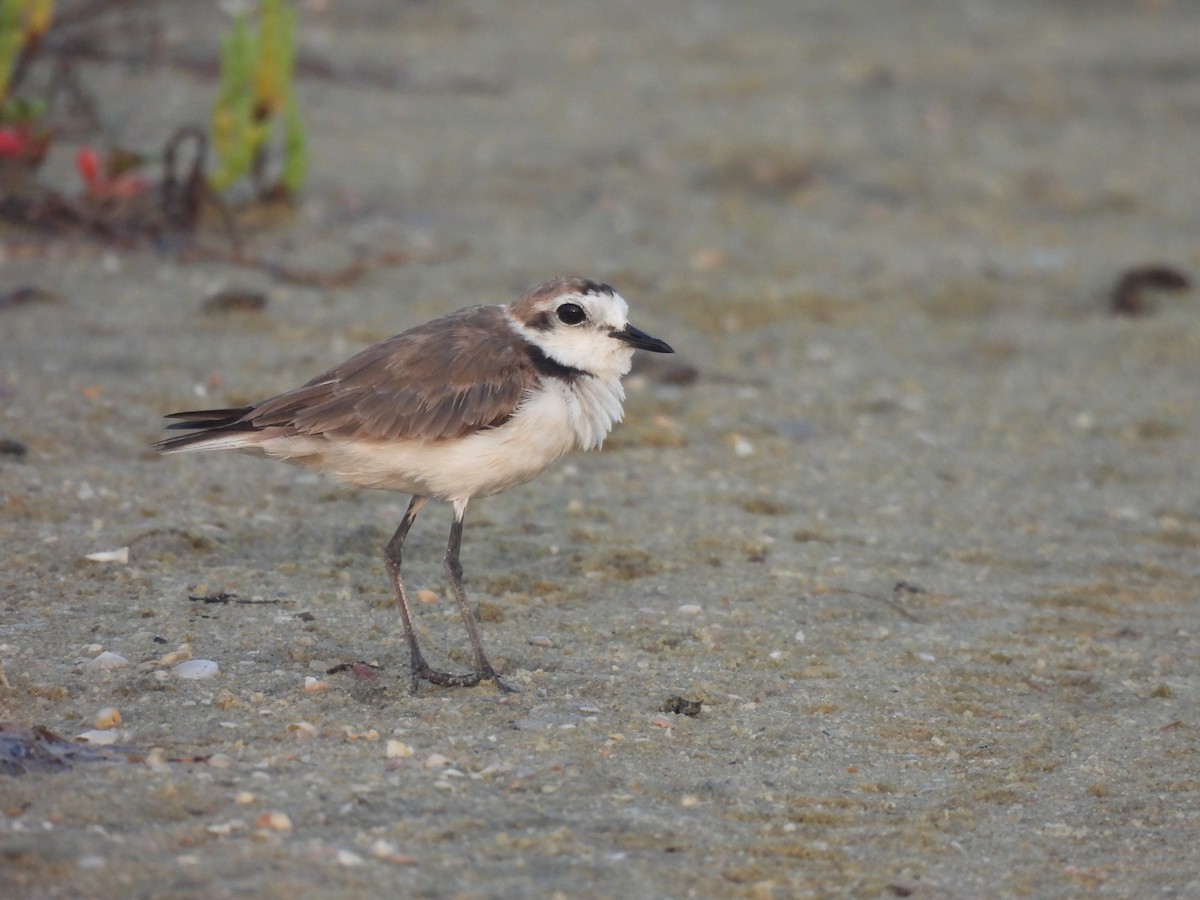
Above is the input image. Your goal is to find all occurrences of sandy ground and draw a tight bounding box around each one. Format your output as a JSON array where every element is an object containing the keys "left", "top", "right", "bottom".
[{"left": 3, "top": 1, "right": 1200, "bottom": 897}]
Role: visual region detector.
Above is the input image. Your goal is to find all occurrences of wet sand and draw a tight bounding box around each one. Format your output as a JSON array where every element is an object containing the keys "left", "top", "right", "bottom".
[{"left": 3, "top": 2, "right": 1199, "bottom": 897}]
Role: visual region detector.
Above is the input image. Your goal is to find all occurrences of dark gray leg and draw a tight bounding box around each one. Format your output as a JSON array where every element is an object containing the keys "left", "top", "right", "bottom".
[
  {"left": 384, "top": 496, "right": 513, "bottom": 692},
  {"left": 384, "top": 496, "right": 434, "bottom": 691},
  {"left": 444, "top": 499, "right": 515, "bottom": 693}
]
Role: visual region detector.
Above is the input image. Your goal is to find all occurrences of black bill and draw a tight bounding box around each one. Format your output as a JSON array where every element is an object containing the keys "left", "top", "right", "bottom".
[{"left": 611, "top": 323, "right": 674, "bottom": 354}]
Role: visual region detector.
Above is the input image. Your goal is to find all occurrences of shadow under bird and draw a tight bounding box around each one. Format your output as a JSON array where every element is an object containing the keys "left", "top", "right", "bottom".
[{"left": 155, "top": 276, "right": 674, "bottom": 692}]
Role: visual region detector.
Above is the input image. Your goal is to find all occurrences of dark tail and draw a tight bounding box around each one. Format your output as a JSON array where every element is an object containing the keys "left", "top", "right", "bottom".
[{"left": 154, "top": 406, "right": 257, "bottom": 452}]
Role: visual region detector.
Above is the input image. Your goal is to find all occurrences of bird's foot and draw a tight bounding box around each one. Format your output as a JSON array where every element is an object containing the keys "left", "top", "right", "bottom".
[{"left": 410, "top": 661, "right": 518, "bottom": 694}]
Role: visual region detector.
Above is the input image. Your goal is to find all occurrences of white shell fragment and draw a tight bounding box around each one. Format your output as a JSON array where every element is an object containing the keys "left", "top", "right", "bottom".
[
  {"left": 303, "top": 676, "right": 332, "bottom": 693},
  {"left": 286, "top": 721, "right": 320, "bottom": 741},
  {"left": 172, "top": 659, "right": 219, "bottom": 679},
  {"left": 76, "top": 729, "right": 119, "bottom": 745},
  {"left": 256, "top": 811, "right": 293, "bottom": 832},
  {"left": 386, "top": 740, "right": 415, "bottom": 759},
  {"left": 84, "top": 547, "right": 129, "bottom": 564},
  {"left": 87, "top": 651, "right": 129, "bottom": 670}
]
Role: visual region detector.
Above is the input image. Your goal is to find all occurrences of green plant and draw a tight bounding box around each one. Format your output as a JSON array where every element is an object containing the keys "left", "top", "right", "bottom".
[
  {"left": 210, "top": 0, "right": 305, "bottom": 198},
  {"left": 0, "top": 0, "right": 53, "bottom": 114}
]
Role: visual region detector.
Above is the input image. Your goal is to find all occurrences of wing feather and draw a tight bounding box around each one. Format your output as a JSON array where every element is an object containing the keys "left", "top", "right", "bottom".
[{"left": 245, "top": 306, "right": 536, "bottom": 441}]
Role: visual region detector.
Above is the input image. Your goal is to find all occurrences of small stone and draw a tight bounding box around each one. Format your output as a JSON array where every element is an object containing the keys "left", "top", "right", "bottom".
[
  {"left": 93, "top": 707, "right": 122, "bottom": 729},
  {"left": 256, "top": 811, "right": 293, "bottom": 832},
  {"left": 423, "top": 752, "right": 449, "bottom": 769},
  {"left": 286, "top": 721, "right": 321, "bottom": 741},
  {"left": 144, "top": 747, "right": 170, "bottom": 773},
  {"left": 207, "top": 754, "right": 237, "bottom": 769},
  {"left": 76, "top": 729, "right": 119, "bottom": 745},
  {"left": 729, "top": 434, "right": 754, "bottom": 457},
  {"left": 416, "top": 589, "right": 439, "bottom": 605},
  {"left": 335, "top": 849, "right": 365, "bottom": 867},
  {"left": 649, "top": 715, "right": 674, "bottom": 730},
  {"left": 370, "top": 839, "right": 417, "bottom": 865},
  {"left": 159, "top": 647, "right": 192, "bottom": 667},
  {"left": 386, "top": 740, "right": 414, "bottom": 759},
  {"left": 173, "top": 659, "right": 219, "bottom": 679},
  {"left": 527, "top": 635, "right": 554, "bottom": 648},
  {"left": 303, "top": 676, "right": 332, "bottom": 693},
  {"left": 87, "top": 651, "right": 129, "bottom": 670},
  {"left": 234, "top": 791, "right": 256, "bottom": 804},
  {"left": 677, "top": 604, "right": 703, "bottom": 616}
]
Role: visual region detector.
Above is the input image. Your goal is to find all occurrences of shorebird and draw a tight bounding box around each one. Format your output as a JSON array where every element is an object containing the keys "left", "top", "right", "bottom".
[{"left": 155, "top": 276, "right": 674, "bottom": 691}]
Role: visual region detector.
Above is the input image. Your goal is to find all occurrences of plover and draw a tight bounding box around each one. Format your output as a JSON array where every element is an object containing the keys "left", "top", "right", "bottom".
[{"left": 155, "top": 276, "right": 674, "bottom": 691}]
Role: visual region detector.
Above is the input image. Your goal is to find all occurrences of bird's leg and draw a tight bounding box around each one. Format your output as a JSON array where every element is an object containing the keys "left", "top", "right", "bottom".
[
  {"left": 441, "top": 498, "right": 517, "bottom": 693},
  {"left": 384, "top": 496, "right": 512, "bottom": 692},
  {"left": 384, "top": 495, "right": 443, "bottom": 692}
]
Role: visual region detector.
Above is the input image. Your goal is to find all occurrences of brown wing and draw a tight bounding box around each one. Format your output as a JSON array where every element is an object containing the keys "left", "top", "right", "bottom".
[{"left": 245, "top": 305, "right": 538, "bottom": 441}]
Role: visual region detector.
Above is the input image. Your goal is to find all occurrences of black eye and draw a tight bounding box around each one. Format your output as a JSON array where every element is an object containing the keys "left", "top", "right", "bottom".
[{"left": 557, "top": 302, "right": 586, "bottom": 325}]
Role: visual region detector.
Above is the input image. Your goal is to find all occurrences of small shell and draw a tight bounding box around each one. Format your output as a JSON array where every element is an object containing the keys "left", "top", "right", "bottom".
[
  {"left": 76, "top": 729, "right": 119, "bottom": 744},
  {"left": 303, "top": 677, "right": 332, "bottom": 693},
  {"left": 256, "top": 811, "right": 293, "bottom": 832},
  {"left": 159, "top": 647, "right": 192, "bottom": 667},
  {"left": 386, "top": 740, "right": 414, "bottom": 759},
  {"left": 93, "top": 707, "right": 122, "bottom": 729},
  {"left": 173, "top": 659, "right": 219, "bottom": 679},
  {"left": 87, "top": 651, "right": 129, "bottom": 670},
  {"left": 286, "top": 721, "right": 320, "bottom": 741},
  {"left": 85, "top": 547, "right": 129, "bottom": 564}
]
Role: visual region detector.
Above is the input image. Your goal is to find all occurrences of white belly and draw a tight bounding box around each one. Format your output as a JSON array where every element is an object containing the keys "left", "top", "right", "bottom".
[{"left": 259, "top": 375, "right": 627, "bottom": 500}]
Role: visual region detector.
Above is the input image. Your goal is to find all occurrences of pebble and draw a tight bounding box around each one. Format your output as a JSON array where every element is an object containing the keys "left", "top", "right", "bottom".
[
  {"left": 87, "top": 651, "right": 129, "bottom": 670},
  {"left": 527, "top": 635, "right": 554, "bottom": 648},
  {"left": 159, "top": 647, "right": 192, "bottom": 667},
  {"left": 303, "top": 676, "right": 332, "bottom": 693},
  {"left": 207, "top": 754, "right": 237, "bottom": 769},
  {"left": 335, "top": 849, "right": 365, "bottom": 867},
  {"left": 423, "top": 752, "right": 449, "bottom": 769},
  {"left": 370, "top": 839, "right": 417, "bottom": 865},
  {"left": 76, "top": 729, "right": 119, "bottom": 744},
  {"left": 385, "top": 740, "right": 414, "bottom": 759},
  {"left": 93, "top": 707, "right": 121, "bottom": 729},
  {"left": 416, "top": 589, "right": 439, "bottom": 604},
  {"left": 173, "top": 659, "right": 219, "bottom": 679},
  {"left": 256, "top": 811, "right": 293, "bottom": 832},
  {"left": 677, "top": 604, "right": 703, "bottom": 616},
  {"left": 649, "top": 715, "right": 675, "bottom": 730},
  {"left": 287, "top": 721, "right": 321, "bottom": 741}
]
